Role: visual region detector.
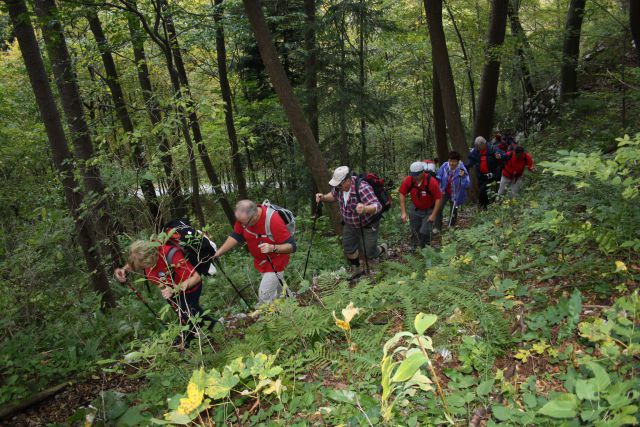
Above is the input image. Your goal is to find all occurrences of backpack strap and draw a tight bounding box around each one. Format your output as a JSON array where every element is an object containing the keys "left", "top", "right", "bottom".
[
  {"left": 264, "top": 205, "right": 276, "bottom": 241},
  {"left": 409, "top": 174, "right": 431, "bottom": 197},
  {"left": 165, "top": 245, "right": 180, "bottom": 283},
  {"left": 354, "top": 176, "right": 363, "bottom": 203}
]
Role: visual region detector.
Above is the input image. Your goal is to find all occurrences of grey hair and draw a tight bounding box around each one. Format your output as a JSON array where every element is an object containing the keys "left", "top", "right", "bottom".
[
  {"left": 235, "top": 199, "right": 258, "bottom": 217},
  {"left": 474, "top": 136, "right": 487, "bottom": 147}
]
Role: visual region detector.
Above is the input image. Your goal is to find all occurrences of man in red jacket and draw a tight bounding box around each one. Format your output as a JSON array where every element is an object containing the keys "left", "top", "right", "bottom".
[
  {"left": 214, "top": 200, "right": 296, "bottom": 306},
  {"left": 399, "top": 161, "right": 443, "bottom": 248},
  {"left": 498, "top": 146, "right": 536, "bottom": 199}
]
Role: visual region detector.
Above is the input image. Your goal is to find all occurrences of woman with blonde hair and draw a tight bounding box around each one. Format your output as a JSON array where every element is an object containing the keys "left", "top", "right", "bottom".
[{"left": 114, "top": 237, "right": 215, "bottom": 349}]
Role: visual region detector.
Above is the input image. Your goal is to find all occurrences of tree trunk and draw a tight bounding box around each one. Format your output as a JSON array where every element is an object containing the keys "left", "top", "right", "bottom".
[
  {"left": 358, "top": 0, "right": 367, "bottom": 172},
  {"left": 7, "top": 0, "right": 115, "bottom": 309},
  {"left": 473, "top": 0, "right": 508, "bottom": 139},
  {"left": 127, "top": 12, "right": 186, "bottom": 220},
  {"left": 630, "top": 0, "right": 640, "bottom": 66},
  {"left": 444, "top": 0, "right": 476, "bottom": 123},
  {"left": 508, "top": 0, "right": 535, "bottom": 97},
  {"left": 161, "top": 0, "right": 235, "bottom": 225},
  {"left": 560, "top": 0, "right": 587, "bottom": 102},
  {"left": 214, "top": 0, "right": 248, "bottom": 200},
  {"left": 424, "top": 0, "right": 468, "bottom": 161},
  {"left": 303, "top": 0, "right": 319, "bottom": 144},
  {"left": 34, "top": 0, "right": 123, "bottom": 269},
  {"left": 338, "top": 13, "right": 349, "bottom": 166},
  {"left": 243, "top": 0, "right": 342, "bottom": 235},
  {"left": 304, "top": 0, "right": 321, "bottom": 212},
  {"left": 86, "top": 10, "right": 160, "bottom": 223},
  {"left": 432, "top": 66, "right": 448, "bottom": 164}
]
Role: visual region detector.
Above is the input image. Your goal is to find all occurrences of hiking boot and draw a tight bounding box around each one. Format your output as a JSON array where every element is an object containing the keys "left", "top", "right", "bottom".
[
  {"left": 377, "top": 243, "right": 389, "bottom": 258},
  {"left": 348, "top": 264, "right": 364, "bottom": 280}
]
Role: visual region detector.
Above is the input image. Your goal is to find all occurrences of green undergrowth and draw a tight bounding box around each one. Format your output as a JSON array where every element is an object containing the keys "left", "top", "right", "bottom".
[
  {"left": 84, "top": 130, "right": 639, "bottom": 424},
  {"left": 2, "top": 93, "right": 639, "bottom": 426}
]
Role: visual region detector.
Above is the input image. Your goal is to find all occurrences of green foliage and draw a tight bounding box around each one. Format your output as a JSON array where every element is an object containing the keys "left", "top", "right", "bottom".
[{"left": 539, "top": 133, "right": 640, "bottom": 253}]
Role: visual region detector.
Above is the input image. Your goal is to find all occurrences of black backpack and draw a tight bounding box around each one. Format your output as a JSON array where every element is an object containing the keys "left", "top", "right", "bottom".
[
  {"left": 355, "top": 172, "right": 392, "bottom": 222},
  {"left": 163, "top": 219, "right": 217, "bottom": 276}
]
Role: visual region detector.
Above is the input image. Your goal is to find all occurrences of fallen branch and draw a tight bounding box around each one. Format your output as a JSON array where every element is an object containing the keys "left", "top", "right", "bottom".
[{"left": 0, "top": 381, "right": 71, "bottom": 420}]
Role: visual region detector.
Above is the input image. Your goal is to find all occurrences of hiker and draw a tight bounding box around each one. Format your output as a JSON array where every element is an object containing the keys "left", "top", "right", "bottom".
[
  {"left": 498, "top": 146, "right": 536, "bottom": 199},
  {"left": 466, "top": 136, "right": 505, "bottom": 209},
  {"left": 213, "top": 200, "right": 296, "bottom": 306},
  {"left": 315, "top": 166, "right": 387, "bottom": 278},
  {"left": 114, "top": 238, "right": 215, "bottom": 349},
  {"left": 436, "top": 151, "right": 470, "bottom": 229},
  {"left": 399, "top": 161, "right": 443, "bottom": 248}
]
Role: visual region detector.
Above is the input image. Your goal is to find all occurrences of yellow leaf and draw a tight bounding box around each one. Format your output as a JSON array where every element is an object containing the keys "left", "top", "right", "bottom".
[
  {"left": 177, "top": 381, "right": 204, "bottom": 415},
  {"left": 615, "top": 261, "right": 628, "bottom": 272}
]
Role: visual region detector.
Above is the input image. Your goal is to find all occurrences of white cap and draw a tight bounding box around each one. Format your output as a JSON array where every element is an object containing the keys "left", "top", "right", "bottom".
[
  {"left": 329, "top": 166, "right": 350, "bottom": 187},
  {"left": 409, "top": 161, "right": 425, "bottom": 176},
  {"left": 423, "top": 161, "right": 437, "bottom": 173}
]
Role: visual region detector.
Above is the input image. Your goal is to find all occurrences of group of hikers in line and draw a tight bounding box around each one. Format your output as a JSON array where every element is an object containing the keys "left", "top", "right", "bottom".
[{"left": 113, "top": 132, "right": 535, "bottom": 349}]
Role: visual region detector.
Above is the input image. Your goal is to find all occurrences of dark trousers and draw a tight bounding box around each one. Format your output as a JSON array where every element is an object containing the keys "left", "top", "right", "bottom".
[
  {"left": 168, "top": 284, "right": 215, "bottom": 347},
  {"left": 478, "top": 173, "right": 498, "bottom": 209}
]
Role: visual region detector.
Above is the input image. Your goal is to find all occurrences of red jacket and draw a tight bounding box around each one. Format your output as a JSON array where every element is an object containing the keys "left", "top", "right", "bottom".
[
  {"left": 502, "top": 152, "right": 534, "bottom": 179},
  {"left": 231, "top": 205, "right": 292, "bottom": 273}
]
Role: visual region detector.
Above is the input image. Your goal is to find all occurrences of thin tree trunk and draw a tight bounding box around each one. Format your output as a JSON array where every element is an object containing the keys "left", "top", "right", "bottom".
[
  {"left": 358, "top": 0, "right": 367, "bottom": 171},
  {"left": 160, "top": 0, "right": 234, "bottom": 225},
  {"left": 7, "top": 0, "right": 115, "bottom": 309},
  {"left": 304, "top": 0, "right": 321, "bottom": 212},
  {"left": 243, "top": 0, "right": 342, "bottom": 235},
  {"left": 303, "top": 0, "right": 319, "bottom": 144},
  {"left": 34, "top": 0, "right": 123, "bottom": 269},
  {"left": 424, "top": 0, "right": 468, "bottom": 160},
  {"left": 338, "top": 12, "right": 349, "bottom": 165},
  {"left": 473, "top": 0, "right": 509, "bottom": 139},
  {"left": 432, "top": 66, "right": 448, "bottom": 164},
  {"left": 214, "top": 0, "right": 248, "bottom": 200},
  {"left": 127, "top": 11, "right": 185, "bottom": 220},
  {"left": 560, "top": 0, "right": 587, "bottom": 102},
  {"left": 123, "top": 2, "right": 206, "bottom": 224},
  {"left": 630, "top": 0, "right": 640, "bottom": 66},
  {"left": 508, "top": 0, "right": 535, "bottom": 98},
  {"left": 86, "top": 10, "right": 160, "bottom": 223},
  {"left": 444, "top": 0, "right": 476, "bottom": 123}
]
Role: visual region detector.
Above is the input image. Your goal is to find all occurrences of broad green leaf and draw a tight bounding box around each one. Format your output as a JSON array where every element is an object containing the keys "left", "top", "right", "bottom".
[
  {"left": 575, "top": 379, "right": 597, "bottom": 401},
  {"left": 327, "top": 389, "right": 357, "bottom": 405},
  {"left": 205, "top": 368, "right": 239, "bottom": 399},
  {"left": 392, "top": 351, "right": 427, "bottom": 383},
  {"left": 414, "top": 313, "right": 437, "bottom": 335},
  {"left": 583, "top": 362, "right": 610, "bottom": 390},
  {"left": 538, "top": 394, "right": 578, "bottom": 418},
  {"left": 476, "top": 379, "right": 495, "bottom": 396},
  {"left": 492, "top": 405, "right": 513, "bottom": 421}
]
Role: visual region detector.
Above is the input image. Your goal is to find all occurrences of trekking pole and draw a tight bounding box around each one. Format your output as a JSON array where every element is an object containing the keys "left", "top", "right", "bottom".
[
  {"left": 303, "top": 201, "right": 322, "bottom": 280},
  {"left": 359, "top": 215, "right": 370, "bottom": 275},
  {"left": 448, "top": 171, "right": 462, "bottom": 228},
  {"left": 124, "top": 281, "right": 164, "bottom": 325},
  {"left": 213, "top": 258, "right": 253, "bottom": 310}
]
